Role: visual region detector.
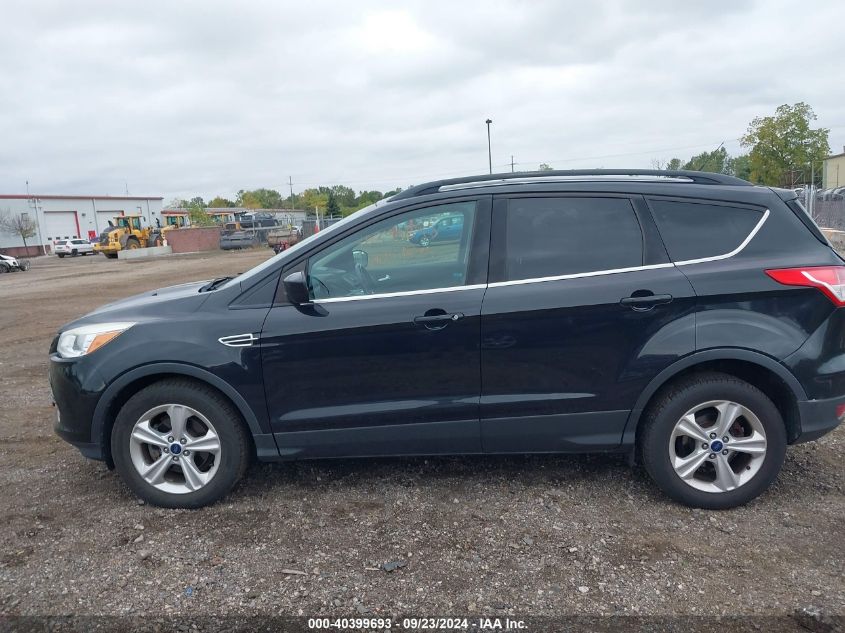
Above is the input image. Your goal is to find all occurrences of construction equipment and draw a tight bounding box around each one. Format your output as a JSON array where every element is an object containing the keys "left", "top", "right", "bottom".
[{"left": 94, "top": 215, "right": 163, "bottom": 259}]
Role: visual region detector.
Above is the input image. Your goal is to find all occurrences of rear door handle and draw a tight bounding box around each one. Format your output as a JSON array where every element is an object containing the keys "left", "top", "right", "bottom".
[
  {"left": 414, "top": 312, "right": 464, "bottom": 329},
  {"left": 620, "top": 294, "right": 673, "bottom": 311}
]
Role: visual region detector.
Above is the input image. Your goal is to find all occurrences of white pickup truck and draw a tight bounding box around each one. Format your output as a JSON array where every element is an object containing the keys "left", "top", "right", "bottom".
[{"left": 0, "top": 253, "right": 31, "bottom": 273}]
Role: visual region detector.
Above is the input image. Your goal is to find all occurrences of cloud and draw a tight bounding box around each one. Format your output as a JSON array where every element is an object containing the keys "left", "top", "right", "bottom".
[{"left": 0, "top": 0, "right": 843, "bottom": 199}]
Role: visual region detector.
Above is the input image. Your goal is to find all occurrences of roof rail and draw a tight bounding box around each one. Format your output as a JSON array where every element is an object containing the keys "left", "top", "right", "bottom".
[{"left": 390, "top": 169, "right": 751, "bottom": 201}]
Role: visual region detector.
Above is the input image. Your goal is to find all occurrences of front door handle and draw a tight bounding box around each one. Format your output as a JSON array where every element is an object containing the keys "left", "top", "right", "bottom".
[
  {"left": 620, "top": 294, "right": 673, "bottom": 311},
  {"left": 414, "top": 312, "right": 464, "bottom": 330}
]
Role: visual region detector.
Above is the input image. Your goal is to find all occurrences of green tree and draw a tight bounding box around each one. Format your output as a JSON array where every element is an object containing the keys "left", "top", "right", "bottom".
[
  {"left": 727, "top": 154, "right": 752, "bottom": 181},
  {"left": 208, "top": 196, "right": 235, "bottom": 208},
  {"left": 537, "top": 163, "right": 553, "bottom": 171},
  {"left": 329, "top": 185, "right": 356, "bottom": 207},
  {"left": 665, "top": 158, "right": 684, "bottom": 171},
  {"left": 236, "top": 188, "right": 284, "bottom": 209},
  {"left": 299, "top": 188, "right": 329, "bottom": 212},
  {"left": 187, "top": 202, "right": 215, "bottom": 227},
  {"left": 741, "top": 102, "right": 830, "bottom": 186},
  {"left": 326, "top": 191, "right": 341, "bottom": 217},
  {"left": 683, "top": 147, "right": 731, "bottom": 174}
]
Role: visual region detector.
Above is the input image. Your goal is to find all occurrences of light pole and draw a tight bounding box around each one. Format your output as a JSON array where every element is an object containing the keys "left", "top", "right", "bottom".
[{"left": 485, "top": 119, "right": 492, "bottom": 174}]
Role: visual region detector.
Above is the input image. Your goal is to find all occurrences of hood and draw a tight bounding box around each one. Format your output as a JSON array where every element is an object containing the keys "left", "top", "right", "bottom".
[{"left": 67, "top": 280, "right": 211, "bottom": 328}]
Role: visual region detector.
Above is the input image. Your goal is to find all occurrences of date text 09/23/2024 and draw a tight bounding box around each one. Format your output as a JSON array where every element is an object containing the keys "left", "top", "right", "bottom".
[{"left": 307, "top": 617, "right": 527, "bottom": 630}]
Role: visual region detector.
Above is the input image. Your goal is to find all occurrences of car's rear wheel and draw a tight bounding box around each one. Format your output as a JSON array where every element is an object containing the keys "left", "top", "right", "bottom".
[
  {"left": 57, "top": 253, "right": 65, "bottom": 258},
  {"left": 111, "top": 380, "right": 250, "bottom": 508},
  {"left": 419, "top": 236, "right": 431, "bottom": 247},
  {"left": 71, "top": 249, "right": 78, "bottom": 257},
  {"left": 640, "top": 372, "right": 786, "bottom": 509}
]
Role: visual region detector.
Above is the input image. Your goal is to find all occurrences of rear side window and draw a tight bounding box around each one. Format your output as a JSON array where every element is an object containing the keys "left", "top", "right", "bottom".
[
  {"left": 503, "top": 197, "right": 643, "bottom": 281},
  {"left": 648, "top": 199, "right": 763, "bottom": 262}
]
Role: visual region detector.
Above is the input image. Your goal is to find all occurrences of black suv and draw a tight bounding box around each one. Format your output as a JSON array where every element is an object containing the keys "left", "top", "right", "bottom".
[{"left": 51, "top": 170, "right": 845, "bottom": 509}]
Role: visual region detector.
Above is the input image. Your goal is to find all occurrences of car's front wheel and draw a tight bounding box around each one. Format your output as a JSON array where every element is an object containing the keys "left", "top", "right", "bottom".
[
  {"left": 640, "top": 372, "right": 786, "bottom": 509},
  {"left": 111, "top": 379, "right": 250, "bottom": 508}
]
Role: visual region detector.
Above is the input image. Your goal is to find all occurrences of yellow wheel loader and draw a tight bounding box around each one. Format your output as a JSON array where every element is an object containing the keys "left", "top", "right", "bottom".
[{"left": 93, "top": 215, "right": 164, "bottom": 259}]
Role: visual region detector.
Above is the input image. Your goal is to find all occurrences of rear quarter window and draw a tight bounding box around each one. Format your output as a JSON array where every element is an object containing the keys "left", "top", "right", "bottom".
[{"left": 647, "top": 199, "right": 764, "bottom": 262}]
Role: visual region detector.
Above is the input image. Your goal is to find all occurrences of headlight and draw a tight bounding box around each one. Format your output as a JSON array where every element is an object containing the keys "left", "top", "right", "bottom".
[{"left": 56, "top": 322, "right": 135, "bottom": 358}]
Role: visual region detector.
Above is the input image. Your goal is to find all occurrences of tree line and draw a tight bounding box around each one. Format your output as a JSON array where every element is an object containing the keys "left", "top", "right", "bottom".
[
  {"left": 658, "top": 102, "right": 829, "bottom": 186},
  {"left": 170, "top": 186, "right": 404, "bottom": 218},
  {"left": 169, "top": 102, "right": 832, "bottom": 218}
]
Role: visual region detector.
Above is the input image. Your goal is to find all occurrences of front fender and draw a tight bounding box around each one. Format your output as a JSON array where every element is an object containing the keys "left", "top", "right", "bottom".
[{"left": 91, "top": 362, "right": 275, "bottom": 461}]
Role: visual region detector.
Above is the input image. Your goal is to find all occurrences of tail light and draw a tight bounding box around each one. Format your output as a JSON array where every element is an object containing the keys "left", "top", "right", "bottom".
[{"left": 765, "top": 266, "right": 845, "bottom": 306}]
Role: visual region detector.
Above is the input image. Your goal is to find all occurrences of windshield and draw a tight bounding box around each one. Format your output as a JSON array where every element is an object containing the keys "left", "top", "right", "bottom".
[{"left": 217, "top": 199, "right": 390, "bottom": 290}]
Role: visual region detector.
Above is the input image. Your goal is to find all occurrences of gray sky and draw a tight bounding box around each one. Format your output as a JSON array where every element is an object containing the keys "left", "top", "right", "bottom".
[{"left": 1, "top": 0, "right": 843, "bottom": 200}]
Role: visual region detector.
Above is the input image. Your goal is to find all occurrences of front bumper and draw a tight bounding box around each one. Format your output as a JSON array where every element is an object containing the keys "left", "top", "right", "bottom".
[
  {"left": 50, "top": 355, "right": 108, "bottom": 460},
  {"left": 795, "top": 395, "right": 845, "bottom": 443}
]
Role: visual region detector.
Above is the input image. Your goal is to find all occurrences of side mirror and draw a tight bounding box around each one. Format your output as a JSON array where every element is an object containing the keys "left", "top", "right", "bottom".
[
  {"left": 352, "top": 249, "right": 368, "bottom": 268},
  {"left": 283, "top": 271, "right": 311, "bottom": 305}
]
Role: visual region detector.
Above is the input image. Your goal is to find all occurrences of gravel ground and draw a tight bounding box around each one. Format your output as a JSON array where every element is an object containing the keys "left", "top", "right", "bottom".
[{"left": 0, "top": 251, "right": 843, "bottom": 627}]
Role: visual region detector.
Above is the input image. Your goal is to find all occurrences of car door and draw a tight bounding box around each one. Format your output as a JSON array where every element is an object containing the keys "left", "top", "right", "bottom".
[
  {"left": 261, "top": 196, "right": 491, "bottom": 458},
  {"left": 480, "top": 193, "right": 696, "bottom": 453}
]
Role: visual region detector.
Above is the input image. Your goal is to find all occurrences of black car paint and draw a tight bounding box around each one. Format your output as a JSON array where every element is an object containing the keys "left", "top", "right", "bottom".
[{"left": 50, "top": 178, "right": 845, "bottom": 466}]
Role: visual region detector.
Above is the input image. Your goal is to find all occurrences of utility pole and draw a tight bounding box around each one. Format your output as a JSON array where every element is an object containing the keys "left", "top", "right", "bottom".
[
  {"left": 288, "top": 176, "right": 295, "bottom": 227},
  {"left": 26, "top": 179, "right": 46, "bottom": 256},
  {"left": 288, "top": 176, "right": 294, "bottom": 212},
  {"left": 511, "top": 155, "right": 515, "bottom": 173},
  {"left": 485, "top": 119, "right": 493, "bottom": 174}
]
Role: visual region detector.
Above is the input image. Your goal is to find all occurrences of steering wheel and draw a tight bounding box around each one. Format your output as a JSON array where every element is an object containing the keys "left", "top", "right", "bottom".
[
  {"left": 355, "top": 262, "right": 376, "bottom": 294},
  {"left": 311, "top": 276, "right": 331, "bottom": 299}
]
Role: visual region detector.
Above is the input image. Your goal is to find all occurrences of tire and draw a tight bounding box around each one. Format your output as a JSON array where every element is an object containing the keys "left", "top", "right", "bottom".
[
  {"left": 57, "top": 254, "right": 65, "bottom": 258},
  {"left": 419, "top": 236, "right": 431, "bottom": 247},
  {"left": 112, "top": 379, "right": 250, "bottom": 508},
  {"left": 0, "top": 263, "right": 8, "bottom": 273},
  {"left": 640, "top": 372, "right": 786, "bottom": 509},
  {"left": 125, "top": 238, "right": 140, "bottom": 250},
  {"left": 105, "top": 253, "right": 118, "bottom": 259},
  {"left": 71, "top": 249, "right": 78, "bottom": 257}
]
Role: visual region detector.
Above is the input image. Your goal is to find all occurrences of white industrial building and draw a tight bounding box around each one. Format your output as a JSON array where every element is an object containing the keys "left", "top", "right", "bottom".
[{"left": 0, "top": 194, "right": 163, "bottom": 256}]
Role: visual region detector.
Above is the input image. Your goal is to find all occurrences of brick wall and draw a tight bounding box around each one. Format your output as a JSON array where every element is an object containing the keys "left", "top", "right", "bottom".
[
  {"left": 164, "top": 227, "right": 221, "bottom": 253},
  {"left": 0, "top": 245, "right": 47, "bottom": 258}
]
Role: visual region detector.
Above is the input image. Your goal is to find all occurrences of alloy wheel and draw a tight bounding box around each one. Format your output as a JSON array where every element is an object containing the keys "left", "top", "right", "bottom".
[
  {"left": 128, "top": 404, "right": 221, "bottom": 494},
  {"left": 668, "top": 400, "right": 767, "bottom": 493}
]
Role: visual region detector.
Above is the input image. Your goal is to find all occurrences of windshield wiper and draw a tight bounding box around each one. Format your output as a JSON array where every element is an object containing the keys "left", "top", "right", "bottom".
[{"left": 199, "top": 276, "right": 234, "bottom": 292}]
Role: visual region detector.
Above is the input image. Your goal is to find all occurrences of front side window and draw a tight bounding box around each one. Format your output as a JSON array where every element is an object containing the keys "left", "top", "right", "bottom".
[
  {"left": 308, "top": 201, "right": 477, "bottom": 299},
  {"left": 648, "top": 199, "right": 764, "bottom": 262},
  {"left": 503, "top": 197, "right": 643, "bottom": 281}
]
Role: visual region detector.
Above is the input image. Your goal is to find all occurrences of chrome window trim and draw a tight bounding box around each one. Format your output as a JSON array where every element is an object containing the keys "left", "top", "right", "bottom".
[
  {"left": 312, "top": 283, "right": 487, "bottom": 304},
  {"left": 672, "top": 208, "right": 770, "bottom": 266},
  {"left": 487, "top": 262, "right": 675, "bottom": 289},
  {"left": 309, "top": 207, "right": 770, "bottom": 301}
]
